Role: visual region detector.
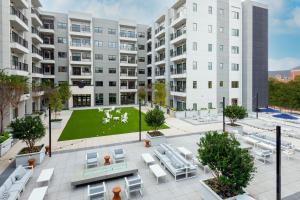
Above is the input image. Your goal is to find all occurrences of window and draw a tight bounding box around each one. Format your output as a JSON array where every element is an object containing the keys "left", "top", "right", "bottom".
[
  {"left": 138, "top": 57, "right": 145, "bottom": 62},
  {"left": 208, "top": 44, "right": 213, "bottom": 52},
  {"left": 109, "top": 68, "right": 116, "bottom": 74},
  {"left": 109, "top": 93, "right": 117, "bottom": 105},
  {"left": 231, "top": 81, "right": 239, "bottom": 88},
  {"left": 193, "top": 42, "right": 197, "bottom": 51},
  {"left": 193, "top": 81, "right": 197, "bottom": 89},
  {"left": 58, "top": 52, "right": 67, "bottom": 58},
  {"left": 208, "top": 81, "right": 212, "bottom": 89},
  {"left": 232, "top": 11, "right": 240, "bottom": 19},
  {"left": 219, "top": 45, "right": 224, "bottom": 52},
  {"left": 57, "top": 22, "right": 67, "bottom": 29},
  {"left": 232, "top": 98, "right": 238, "bottom": 105},
  {"left": 219, "top": 63, "right": 224, "bottom": 69},
  {"left": 231, "top": 46, "right": 239, "bottom": 54},
  {"left": 95, "top": 93, "right": 103, "bottom": 105},
  {"left": 58, "top": 66, "right": 67, "bottom": 72},
  {"left": 139, "top": 81, "right": 145, "bottom": 86},
  {"left": 208, "top": 6, "right": 213, "bottom": 14},
  {"left": 109, "top": 81, "right": 116, "bottom": 87},
  {"left": 208, "top": 25, "right": 213, "bottom": 33},
  {"left": 138, "top": 32, "right": 145, "bottom": 38},
  {"left": 95, "top": 54, "right": 103, "bottom": 60},
  {"left": 95, "top": 81, "right": 103, "bottom": 87},
  {"left": 95, "top": 67, "right": 103, "bottom": 73},
  {"left": 57, "top": 37, "right": 67, "bottom": 44},
  {"left": 232, "top": 29, "right": 239, "bottom": 37},
  {"left": 94, "top": 27, "right": 103, "bottom": 33},
  {"left": 138, "top": 45, "right": 145, "bottom": 50},
  {"left": 219, "top": 8, "right": 224, "bottom": 15},
  {"left": 193, "top": 3, "right": 197, "bottom": 12},
  {"left": 219, "top": 27, "right": 224, "bottom": 33},
  {"left": 208, "top": 62, "right": 213, "bottom": 70},
  {"left": 220, "top": 81, "right": 224, "bottom": 87},
  {"left": 138, "top": 69, "right": 145, "bottom": 74},
  {"left": 82, "top": 52, "right": 91, "bottom": 59},
  {"left": 108, "top": 42, "right": 117, "bottom": 48},
  {"left": 208, "top": 103, "right": 213, "bottom": 109},
  {"left": 108, "top": 28, "right": 116, "bottom": 35},
  {"left": 108, "top": 55, "right": 117, "bottom": 61},
  {"left": 232, "top": 63, "right": 240, "bottom": 71},
  {"left": 193, "top": 103, "right": 197, "bottom": 110},
  {"left": 193, "top": 23, "right": 198, "bottom": 31},
  {"left": 95, "top": 40, "right": 103, "bottom": 47},
  {"left": 193, "top": 61, "right": 198, "bottom": 70}
]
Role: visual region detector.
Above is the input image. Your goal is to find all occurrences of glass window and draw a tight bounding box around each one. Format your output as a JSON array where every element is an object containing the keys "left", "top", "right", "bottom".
[
  {"left": 82, "top": 52, "right": 91, "bottom": 59},
  {"left": 109, "top": 93, "right": 117, "bottom": 105},
  {"left": 57, "top": 37, "right": 67, "bottom": 44},
  {"left": 95, "top": 54, "right": 103, "bottom": 60},
  {"left": 108, "top": 42, "right": 117, "bottom": 48},
  {"left": 94, "top": 40, "right": 103, "bottom": 47},
  {"left": 208, "top": 62, "right": 213, "bottom": 70},
  {"left": 208, "top": 6, "right": 213, "bottom": 14},
  {"left": 138, "top": 69, "right": 145, "bottom": 74},
  {"left": 231, "top": 63, "right": 240, "bottom": 71},
  {"left": 220, "top": 63, "right": 224, "bottom": 69},
  {"left": 231, "top": 81, "right": 239, "bottom": 88},
  {"left": 95, "top": 93, "right": 103, "bottom": 105},
  {"left": 219, "top": 8, "right": 224, "bottom": 15},
  {"left": 108, "top": 28, "right": 117, "bottom": 35},
  {"left": 231, "top": 46, "right": 239, "bottom": 54},
  {"left": 208, "top": 44, "right": 213, "bottom": 52},
  {"left": 109, "top": 81, "right": 116, "bottom": 87},
  {"left": 219, "top": 45, "right": 224, "bottom": 52},
  {"left": 94, "top": 27, "right": 103, "bottom": 33},
  {"left": 193, "top": 42, "right": 197, "bottom": 51},
  {"left": 208, "top": 81, "right": 212, "bottom": 89},
  {"left": 95, "top": 81, "right": 103, "bottom": 87},
  {"left": 57, "top": 22, "right": 67, "bottom": 29},
  {"left": 232, "top": 11, "right": 240, "bottom": 19},
  {"left": 193, "top": 3, "right": 197, "bottom": 12},
  {"left": 58, "top": 66, "right": 67, "bottom": 72},
  {"left": 138, "top": 45, "right": 145, "bottom": 50},
  {"left": 232, "top": 29, "right": 239, "bottom": 37},
  {"left": 138, "top": 57, "right": 145, "bottom": 62},
  {"left": 220, "top": 81, "right": 224, "bottom": 87},
  {"left": 193, "top": 61, "right": 197, "bottom": 70},
  {"left": 138, "top": 32, "right": 145, "bottom": 38},
  {"left": 58, "top": 52, "right": 67, "bottom": 58},
  {"left": 193, "top": 23, "right": 197, "bottom": 31},
  {"left": 108, "top": 55, "right": 117, "bottom": 61},
  {"left": 208, "top": 25, "right": 213, "bottom": 33},
  {"left": 109, "top": 68, "right": 116, "bottom": 74},
  {"left": 95, "top": 67, "right": 103, "bottom": 73},
  {"left": 193, "top": 81, "right": 197, "bottom": 89}
]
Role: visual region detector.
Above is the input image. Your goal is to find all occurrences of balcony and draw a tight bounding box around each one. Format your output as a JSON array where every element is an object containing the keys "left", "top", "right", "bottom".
[
  {"left": 40, "top": 39, "right": 55, "bottom": 49},
  {"left": 155, "top": 70, "right": 165, "bottom": 79},
  {"left": 170, "top": 28, "right": 187, "bottom": 45},
  {"left": 70, "top": 25, "right": 91, "bottom": 37},
  {"left": 10, "top": 6, "right": 29, "bottom": 31},
  {"left": 32, "top": 46, "right": 43, "bottom": 61},
  {"left": 155, "top": 40, "right": 165, "bottom": 52},
  {"left": 31, "top": 27, "right": 43, "bottom": 44},
  {"left": 43, "top": 71, "right": 55, "bottom": 79},
  {"left": 10, "top": 32, "right": 29, "bottom": 54},
  {"left": 170, "top": 48, "right": 186, "bottom": 62},
  {"left": 70, "top": 56, "right": 92, "bottom": 65},
  {"left": 41, "top": 55, "right": 55, "bottom": 64},
  {"left": 170, "top": 67, "right": 187, "bottom": 79},
  {"left": 155, "top": 56, "right": 166, "bottom": 66},
  {"left": 31, "top": 0, "right": 42, "bottom": 8},
  {"left": 120, "top": 31, "right": 137, "bottom": 42},
  {"left": 120, "top": 45, "right": 137, "bottom": 54},
  {"left": 171, "top": 8, "right": 187, "bottom": 28},
  {"left": 120, "top": 57, "right": 137, "bottom": 67},
  {"left": 155, "top": 26, "right": 165, "bottom": 38},
  {"left": 40, "top": 24, "right": 54, "bottom": 34},
  {"left": 32, "top": 66, "right": 44, "bottom": 78},
  {"left": 170, "top": 86, "right": 187, "bottom": 97},
  {"left": 71, "top": 69, "right": 92, "bottom": 79},
  {"left": 69, "top": 41, "right": 92, "bottom": 51},
  {"left": 31, "top": 8, "right": 43, "bottom": 27},
  {"left": 120, "top": 70, "right": 137, "bottom": 79},
  {"left": 120, "top": 84, "right": 137, "bottom": 92},
  {"left": 13, "top": 0, "right": 29, "bottom": 9},
  {"left": 10, "top": 61, "right": 29, "bottom": 76}
]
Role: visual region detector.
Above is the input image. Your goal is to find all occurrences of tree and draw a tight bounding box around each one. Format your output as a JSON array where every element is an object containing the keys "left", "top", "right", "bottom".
[
  {"left": 9, "top": 75, "right": 28, "bottom": 109},
  {"left": 49, "top": 89, "right": 63, "bottom": 119},
  {"left": 198, "top": 131, "right": 255, "bottom": 198},
  {"left": 154, "top": 82, "right": 166, "bottom": 106},
  {"left": 224, "top": 105, "right": 247, "bottom": 126},
  {"left": 58, "top": 82, "right": 71, "bottom": 108},
  {"left": 10, "top": 116, "right": 45, "bottom": 153},
  {"left": 145, "top": 109, "right": 165, "bottom": 133},
  {"left": 137, "top": 86, "right": 146, "bottom": 102}
]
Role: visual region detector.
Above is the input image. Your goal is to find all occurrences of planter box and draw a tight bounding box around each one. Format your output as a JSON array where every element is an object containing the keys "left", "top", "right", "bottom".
[
  {"left": 225, "top": 124, "right": 243, "bottom": 135},
  {"left": 0, "top": 137, "right": 13, "bottom": 157},
  {"left": 15, "top": 144, "right": 45, "bottom": 167},
  {"left": 199, "top": 180, "right": 255, "bottom": 200},
  {"left": 146, "top": 132, "right": 166, "bottom": 146},
  {"left": 51, "top": 120, "right": 62, "bottom": 129}
]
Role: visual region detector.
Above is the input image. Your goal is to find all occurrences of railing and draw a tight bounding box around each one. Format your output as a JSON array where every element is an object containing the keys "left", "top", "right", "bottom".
[
  {"left": 120, "top": 31, "right": 137, "bottom": 38},
  {"left": 70, "top": 25, "right": 91, "bottom": 33},
  {"left": 155, "top": 56, "right": 165, "bottom": 62},
  {"left": 173, "top": 8, "right": 187, "bottom": 21},
  {"left": 170, "top": 28, "right": 186, "bottom": 40},
  {"left": 72, "top": 72, "right": 92, "bottom": 76},
  {"left": 70, "top": 56, "right": 91, "bottom": 62},
  {"left": 120, "top": 46, "right": 137, "bottom": 51},
  {"left": 120, "top": 85, "right": 137, "bottom": 90},
  {"left": 155, "top": 40, "right": 165, "bottom": 48},
  {"left": 170, "top": 48, "right": 186, "bottom": 57},
  {"left": 171, "top": 86, "right": 186, "bottom": 93},
  {"left": 11, "top": 32, "right": 28, "bottom": 48},
  {"left": 171, "top": 68, "right": 186, "bottom": 75},
  {"left": 32, "top": 45, "right": 42, "bottom": 56},
  {"left": 155, "top": 26, "right": 165, "bottom": 35},
  {"left": 11, "top": 61, "right": 28, "bottom": 71},
  {"left": 10, "top": 6, "right": 28, "bottom": 25},
  {"left": 32, "top": 66, "right": 43, "bottom": 74},
  {"left": 155, "top": 71, "right": 165, "bottom": 76},
  {"left": 31, "top": 8, "right": 41, "bottom": 20},
  {"left": 31, "top": 27, "right": 40, "bottom": 36},
  {"left": 70, "top": 42, "right": 91, "bottom": 48},
  {"left": 120, "top": 71, "right": 137, "bottom": 77},
  {"left": 42, "top": 39, "right": 54, "bottom": 45},
  {"left": 42, "top": 24, "right": 54, "bottom": 30}
]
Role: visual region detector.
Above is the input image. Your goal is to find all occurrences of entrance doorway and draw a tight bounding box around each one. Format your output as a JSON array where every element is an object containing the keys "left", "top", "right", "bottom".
[{"left": 73, "top": 95, "right": 91, "bottom": 107}]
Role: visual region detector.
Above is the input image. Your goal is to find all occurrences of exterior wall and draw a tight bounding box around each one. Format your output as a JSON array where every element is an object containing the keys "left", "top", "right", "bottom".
[{"left": 291, "top": 70, "right": 300, "bottom": 80}]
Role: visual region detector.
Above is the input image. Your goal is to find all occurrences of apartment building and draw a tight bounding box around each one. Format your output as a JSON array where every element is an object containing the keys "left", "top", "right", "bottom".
[{"left": 0, "top": 0, "right": 268, "bottom": 129}]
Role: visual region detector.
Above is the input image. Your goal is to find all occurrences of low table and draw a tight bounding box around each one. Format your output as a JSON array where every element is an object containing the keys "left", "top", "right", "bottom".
[
  {"left": 141, "top": 153, "right": 155, "bottom": 166},
  {"left": 149, "top": 164, "right": 166, "bottom": 184},
  {"left": 177, "top": 147, "right": 193, "bottom": 159},
  {"left": 28, "top": 186, "right": 48, "bottom": 200},
  {"left": 37, "top": 168, "right": 54, "bottom": 186}
]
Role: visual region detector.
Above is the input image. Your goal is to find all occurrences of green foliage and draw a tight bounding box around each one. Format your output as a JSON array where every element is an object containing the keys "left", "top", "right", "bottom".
[
  {"left": 154, "top": 82, "right": 166, "bottom": 106},
  {"left": 144, "top": 109, "right": 165, "bottom": 132},
  {"left": 10, "top": 116, "right": 45, "bottom": 153},
  {"left": 198, "top": 131, "right": 256, "bottom": 198},
  {"left": 137, "top": 86, "right": 146, "bottom": 101},
  {"left": 49, "top": 89, "right": 63, "bottom": 119},
  {"left": 58, "top": 82, "right": 71, "bottom": 106},
  {"left": 224, "top": 105, "right": 247, "bottom": 126},
  {"left": 0, "top": 132, "right": 9, "bottom": 144}
]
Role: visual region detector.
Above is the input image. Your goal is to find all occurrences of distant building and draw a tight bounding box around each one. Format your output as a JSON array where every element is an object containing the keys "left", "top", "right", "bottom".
[
  {"left": 269, "top": 66, "right": 300, "bottom": 82},
  {"left": 291, "top": 66, "right": 300, "bottom": 80}
]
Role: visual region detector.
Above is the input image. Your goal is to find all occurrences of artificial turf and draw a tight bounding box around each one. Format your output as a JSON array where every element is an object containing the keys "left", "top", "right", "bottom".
[{"left": 58, "top": 107, "right": 169, "bottom": 141}]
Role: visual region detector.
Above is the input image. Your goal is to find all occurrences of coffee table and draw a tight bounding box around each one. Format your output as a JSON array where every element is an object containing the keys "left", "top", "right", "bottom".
[
  {"left": 141, "top": 153, "right": 155, "bottom": 166},
  {"left": 149, "top": 164, "right": 166, "bottom": 184},
  {"left": 28, "top": 186, "right": 48, "bottom": 200},
  {"left": 37, "top": 168, "right": 54, "bottom": 186},
  {"left": 177, "top": 147, "right": 193, "bottom": 159}
]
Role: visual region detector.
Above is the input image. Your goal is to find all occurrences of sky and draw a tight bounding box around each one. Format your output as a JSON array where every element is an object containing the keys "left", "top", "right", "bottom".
[{"left": 40, "top": 0, "right": 300, "bottom": 71}]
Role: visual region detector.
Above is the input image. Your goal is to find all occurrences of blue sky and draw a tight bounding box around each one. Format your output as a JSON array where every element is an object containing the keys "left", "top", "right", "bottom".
[{"left": 40, "top": 0, "right": 300, "bottom": 71}]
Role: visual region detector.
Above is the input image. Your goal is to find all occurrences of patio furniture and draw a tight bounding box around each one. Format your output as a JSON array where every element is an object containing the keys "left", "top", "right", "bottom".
[
  {"left": 88, "top": 182, "right": 107, "bottom": 200},
  {"left": 254, "top": 149, "right": 273, "bottom": 164},
  {"left": 98, "top": 108, "right": 103, "bottom": 112},
  {"left": 177, "top": 147, "right": 193, "bottom": 159},
  {"left": 192, "top": 156, "right": 210, "bottom": 173},
  {"left": 121, "top": 117, "right": 128, "bottom": 123},
  {"left": 28, "top": 186, "right": 48, "bottom": 200},
  {"left": 113, "top": 117, "right": 120, "bottom": 122},
  {"left": 86, "top": 152, "right": 99, "bottom": 168},
  {"left": 283, "top": 148, "right": 295, "bottom": 160},
  {"left": 0, "top": 165, "right": 33, "bottom": 200},
  {"left": 111, "top": 106, "right": 116, "bottom": 111},
  {"left": 141, "top": 153, "right": 155, "bottom": 166},
  {"left": 144, "top": 140, "right": 151, "bottom": 147},
  {"left": 116, "top": 109, "right": 121, "bottom": 114},
  {"left": 37, "top": 168, "right": 54, "bottom": 186},
  {"left": 125, "top": 174, "right": 143, "bottom": 199},
  {"left": 149, "top": 164, "right": 167, "bottom": 184},
  {"left": 103, "top": 118, "right": 110, "bottom": 124},
  {"left": 104, "top": 155, "right": 110, "bottom": 165},
  {"left": 113, "top": 148, "right": 126, "bottom": 163},
  {"left": 112, "top": 186, "right": 121, "bottom": 200}
]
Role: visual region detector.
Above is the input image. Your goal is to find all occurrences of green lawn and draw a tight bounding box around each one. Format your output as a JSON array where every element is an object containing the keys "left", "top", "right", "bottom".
[{"left": 58, "top": 107, "right": 169, "bottom": 141}]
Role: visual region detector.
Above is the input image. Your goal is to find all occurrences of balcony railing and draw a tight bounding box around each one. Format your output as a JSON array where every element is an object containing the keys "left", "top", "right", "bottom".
[
  {"left": 10, "top": 6, "right": 28, "bottom": 25},
  {"left": 31, "top": 27, "right": 40, "bottom": 36},
  {"left": 155, "top": 40, "right": 165, "bottom": 48},
  {"left": 31, "top": 8, "right": 41, "bottom": 20},
  {"left": 11, "top": 32, "right": 28, "bottom": 48},
  {"left": 171, "top": 86, "right": 186, "bottom": 93},
  {"left": 11, "top": 61, "right": 28, "bottom": 72},
  {"left": 71, "top": 25, "right": 91, "bottom": 33},
  {"left": 170, "top": 48, "right": 186, "bottom": 57},
  {"left": 32, "top": 66, "right": 43, "bottom": 74},
  {"left": 70, "top": 56, "right": 91, "bottom": 62},
  {"left": 42, "top": 24, "right": 54, "bottom": 30},
  {"left": 120, "top": 71, "right": 137, "bottom": 77},
  {"left": 70, "top": 42, "right": 91, "bottom": 48},
  {"left": 155, "top": 56, "right": 165, "bottom": 62},
  {"left": 155, "top": 71, "right": 165, "bottom": 76},
  {"left": 120, "top": 46, "right": 137, "bottom": 51},
  {"left": 32, "top": 46, "right": 42, "bottom": 55},
  {"left": 120, "top": 31, "right": 137, "bottom": 38},
  {"left": 170, "top": 28, "right": 186, "bottom": 40},
  {"left": 72, "top": 72, "right": 92, "bottom": 76},
  {"left": 120, "top": 85, "right": 137, "bottom": 90},
  {"left": 174, "top": 8, "right": 187, "bottom": 21},
  {"left": 171, "top": 68, "right": 186, "bottom": 75},
  {"left": 155, "top": 26, "right": 165, "bottom": 35}
]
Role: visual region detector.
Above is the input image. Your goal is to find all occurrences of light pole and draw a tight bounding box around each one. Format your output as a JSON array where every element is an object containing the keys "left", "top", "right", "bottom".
[
  {"left": 276, "top": 126, "right": 281, "bottom": 200},
  {"left": 223, "top": 97, "right": 225, "bottom": 132},
  {"left": 48, "top": 104, "right": 52, "bottom": 157},
  {"left": 139, "top": 99, "right": 142, "bottom": 142},
  {"left": 256, "top": 92, "right": 259, "bottom": 119}
]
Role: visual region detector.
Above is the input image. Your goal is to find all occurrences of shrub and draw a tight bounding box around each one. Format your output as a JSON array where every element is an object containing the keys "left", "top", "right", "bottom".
[
  {"left": 49, "top": 89, "right": 63, "bottom": 119},
  {"left": 198, "top": 131, "right": 255, "bottom": 198},
  {"left": 145, "top": 109, "right": 165, "bottom": 132},
  {"left": 10, "top": 116, "right": 45, "bottom": 153},
  {"left": 224, "top": 105, "right": 247, "bottom": 126},
  {"left": 0, "top": 132, "right": 9, "bottom": 144}
]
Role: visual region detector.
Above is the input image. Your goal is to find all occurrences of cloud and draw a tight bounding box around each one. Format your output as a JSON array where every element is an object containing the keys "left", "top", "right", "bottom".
[{"left": 269, "top": 57, "right": 300, "bottom": 71}]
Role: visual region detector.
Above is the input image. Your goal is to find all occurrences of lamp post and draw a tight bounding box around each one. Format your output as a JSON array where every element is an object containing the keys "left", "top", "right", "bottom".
[
  {"left": 223, "top": 97, "right": 225, "bottom": 132},
  {"left": 48, "top": 104, "right": 52, "bottom": 157},
  {"left": 139, "top": 99, "right": 142, "bottom": 142},
  {"left": 276, "top": 126, "right": 281, "bottom": 200}
]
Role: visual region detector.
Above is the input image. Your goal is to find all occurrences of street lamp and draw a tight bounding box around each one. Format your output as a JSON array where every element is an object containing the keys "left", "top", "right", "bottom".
[
  {"left": 48, "top": 104, "right": 52, "bottom": 157},
  {"left": 139, "top": 99, "right": 142, "bottom": 142},
  {"left": 276, "top": 126, "right": 281, "bottom": 200},
  {"left": 223, "top": 97, "right": 225, "bottom": 132},
  {"left": 256, "top": 92, "right": 259, "bottom": 119}
]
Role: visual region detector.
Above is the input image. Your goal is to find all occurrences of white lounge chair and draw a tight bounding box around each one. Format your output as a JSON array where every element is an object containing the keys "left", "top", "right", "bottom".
[
  {"left": 116, "top": 109, "right": 121, "bottom": 114},
  {"left": 88, "top": 182, "right": 107, "bottom": 200},
  {"left": 86, "top": 152, "right": 99, "bottom": 168},
  {"left": 125, "top": 174, "right": 143, "bottom": 199},
  {"left": 103, "top": 118, "right": 110, "bottom": 124},
  {"left": 113, "top": 148, "right": 126, "bottom": 163},
  {"left": 111, "top": 106, "right": 115, "bottom": 111},
  {"left": 98, "top": 107, "right": 103, "bottom": 112},
  {"left": 254, "top": 149, "right": 273, "bottom": 164},
  {"left": 121, "top": 117, "right": 128, "bottom": 123}
]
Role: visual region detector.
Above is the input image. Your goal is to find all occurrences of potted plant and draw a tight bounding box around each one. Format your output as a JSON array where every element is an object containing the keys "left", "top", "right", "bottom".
[
  {"left": 198, "top": 131, "right": 256, "bottom": 200},
  {"left": 0, "top": 132, "right": 13, "bottom": 157},
  {"left": 145, "top": 108, "right": 166, "bottom": 146},
  {"left": 224, "top": 105, "right": 247, "bottom": 135},
  {"left": 10, "top": 116, "right": 46, "bottom": 167},
  {"left": 49, "top": 89, "right": 63, "bottom": 129}
]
